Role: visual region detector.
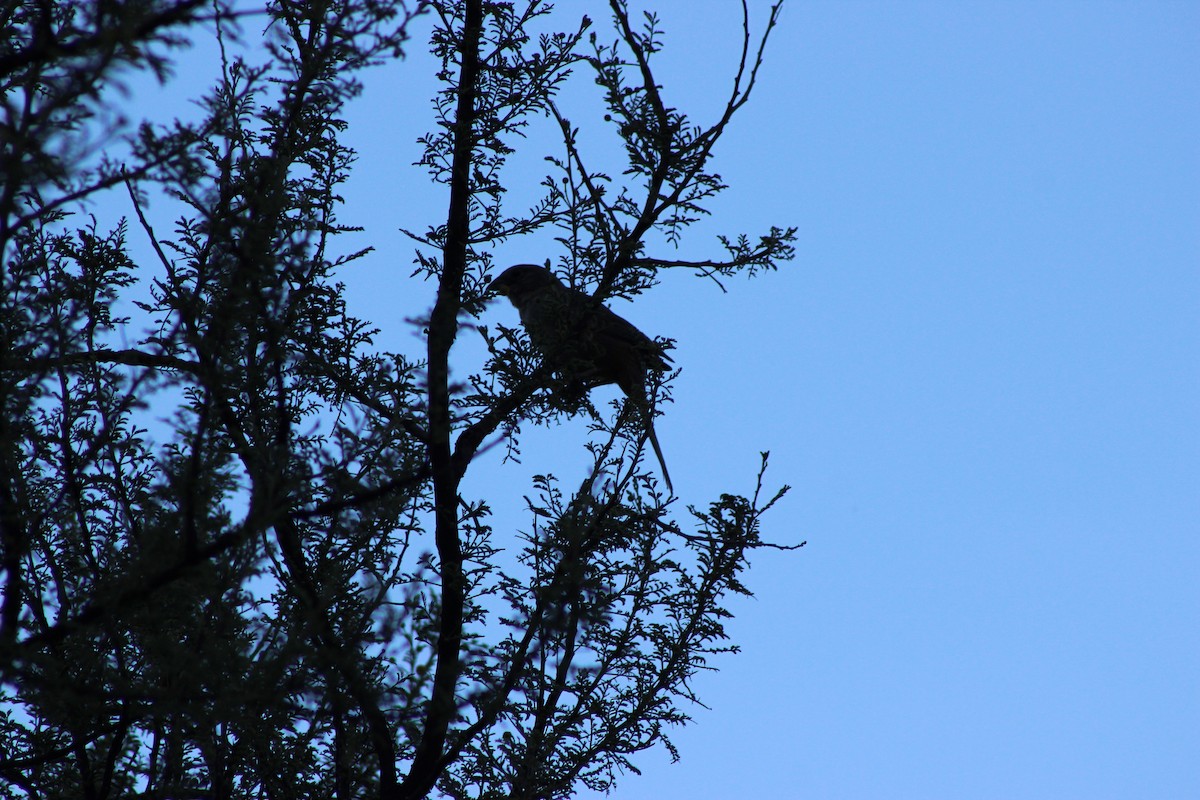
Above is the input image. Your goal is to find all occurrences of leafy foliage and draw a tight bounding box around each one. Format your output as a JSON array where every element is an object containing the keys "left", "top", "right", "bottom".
[{"left": 0, "top": 1, "right": 798, "bottom": 798}]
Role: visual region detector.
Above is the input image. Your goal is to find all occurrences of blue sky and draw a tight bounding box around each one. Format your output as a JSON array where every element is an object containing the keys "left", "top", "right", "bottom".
[
  {"left": 594, "top": 2, "right": 1198, "bottom": 797},
  {"left": 526, "top": 2, "right": 1194, "bottom": 797},
  {"left": 115, "top": 1, "right": 1198, "bottom": 797}
]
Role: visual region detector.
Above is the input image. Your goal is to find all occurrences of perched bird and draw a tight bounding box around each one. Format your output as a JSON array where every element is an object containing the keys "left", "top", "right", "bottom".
[{"left": 488, "top": 264, "right": 674, "bottom": 492}]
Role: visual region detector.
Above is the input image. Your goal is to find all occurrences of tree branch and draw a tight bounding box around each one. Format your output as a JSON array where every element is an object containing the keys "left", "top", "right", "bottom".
[{"left": 402, "top": 1, "right": 486, "bottom": 797}]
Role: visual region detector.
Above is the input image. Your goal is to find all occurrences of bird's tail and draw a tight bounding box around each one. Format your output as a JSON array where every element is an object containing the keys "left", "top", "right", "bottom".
[{"left": 645, "top": 421, "right": 673, "bottom": 494}]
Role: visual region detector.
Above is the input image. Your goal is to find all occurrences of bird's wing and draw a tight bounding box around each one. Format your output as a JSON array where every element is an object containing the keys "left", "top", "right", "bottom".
[{"left": 566, "top": 290, "right": 671, "bottom": 366}]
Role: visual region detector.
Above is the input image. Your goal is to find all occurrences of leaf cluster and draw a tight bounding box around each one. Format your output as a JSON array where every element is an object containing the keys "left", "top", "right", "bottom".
[{"left": 0, "top": 2, "right": 800, "bottom": 798}]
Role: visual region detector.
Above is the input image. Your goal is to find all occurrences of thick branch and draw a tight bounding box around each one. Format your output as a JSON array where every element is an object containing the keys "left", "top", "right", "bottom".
[{"left": 402, "top": 1, "right": 485, "bottom": 797}]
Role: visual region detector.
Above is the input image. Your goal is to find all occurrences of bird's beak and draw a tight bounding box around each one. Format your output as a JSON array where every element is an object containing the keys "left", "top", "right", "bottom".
[{"left": 487, "top": 278, "right": 509, "bottom": 296}]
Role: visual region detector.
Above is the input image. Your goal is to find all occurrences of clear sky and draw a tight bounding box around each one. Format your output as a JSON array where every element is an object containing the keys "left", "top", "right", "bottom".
[
  {"left": 116, "top": 1, "right": 1198, "bottom": 797},
  {"left": 552, "top": 3, "right": 1198, "bottom": 798}
]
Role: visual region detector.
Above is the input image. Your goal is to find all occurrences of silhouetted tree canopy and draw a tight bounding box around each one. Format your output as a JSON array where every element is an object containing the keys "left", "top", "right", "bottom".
[{"left": 0, "top": 1, "right": 798, "bottom": 797}]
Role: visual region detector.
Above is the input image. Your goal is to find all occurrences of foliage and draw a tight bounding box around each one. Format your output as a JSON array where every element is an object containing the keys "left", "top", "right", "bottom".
[{"left": 0, "top": 0, "right": 798, "bottom": 797}]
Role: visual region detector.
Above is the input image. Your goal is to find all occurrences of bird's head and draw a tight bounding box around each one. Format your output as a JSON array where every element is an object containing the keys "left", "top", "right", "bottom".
[{"left": 488, "top": 264, "right": 561, "bottom": 306}]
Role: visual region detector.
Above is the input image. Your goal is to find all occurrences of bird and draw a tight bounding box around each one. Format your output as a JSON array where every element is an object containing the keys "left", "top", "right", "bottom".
[{"left": 488, "top": 264, "right": 674, "bottom": 492}]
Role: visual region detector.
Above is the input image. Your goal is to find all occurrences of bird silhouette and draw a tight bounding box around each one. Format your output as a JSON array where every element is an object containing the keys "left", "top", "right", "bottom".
[{"left": 488, "top": 264, "right": 673, "bottom": 492}]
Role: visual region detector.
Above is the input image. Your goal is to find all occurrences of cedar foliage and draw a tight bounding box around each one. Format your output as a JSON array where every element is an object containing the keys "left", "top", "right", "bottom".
[{"left": 0, "top": 1, "right": 798, "bottom": 797}]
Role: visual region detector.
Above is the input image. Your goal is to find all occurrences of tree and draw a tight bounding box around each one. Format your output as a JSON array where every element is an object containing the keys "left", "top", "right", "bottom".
[{"left": 0, "top": 0, "right": 798, "bottom": 797}]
